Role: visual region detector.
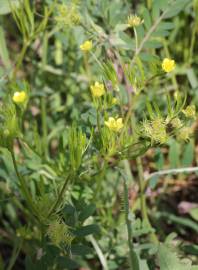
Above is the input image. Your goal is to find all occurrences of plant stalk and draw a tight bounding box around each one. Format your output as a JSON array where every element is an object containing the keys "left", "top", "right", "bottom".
[
  {"left": 12, "top": 41, "right": 29, "bottom": 79},
  {"left": 41, "top": 96, "right": 48, "bottom": 159},
  {"left": 136, "top": 156, "right": 158, "bottom": 243},
  {"left": 10, "top": 149, "right": 39, "bottom": 218},
  {"left": 123, "top": 173, "right": 139, "bottom": 270},
  {"left": 48, "top": 174, "right": 72, "bottom": 217}
]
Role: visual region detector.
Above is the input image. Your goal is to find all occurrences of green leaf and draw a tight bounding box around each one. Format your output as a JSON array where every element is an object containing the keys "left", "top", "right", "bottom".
[
  {"left": 158, "top": 243, "right": 192, "bottom": 270},
  {"left": 79, "top": 204, "right": 96, "bottom": 222},
  {"left": 164, "top": 0, "right": 191, "bottom": 19},
  {"left": 190, "top": 208, "right": 198, "bottom": 222},
  {"left": 144, "top": 40, "right": 163, "bottom": 49},
  {"left": 56, "top": 257, "right": 79, "bottom": 269},
  {"left": 74, "top": 224, "right": 100, "bottom": 237},
  {"left": 0, "top": 0, "right": 20, "bottom": 15},
  {"left": 139, "top": 53, "right": 159, "bottom": 62},
  {"left": 181, "top": 141, "right": 194, "bottom": 167},
  {"left": 186, "top": 68, "right": 198, "bottom": 89},
  {"left": 152, "top": 0, "right": 169, "bottom": 19},
  {"left": 114, "top": 24, "right": 129, "bottom": 32},
  {"left": 71, "top": 244, "right": 92, "bottom": 256},
  {"left": 191, "top": 266, "right": 198, "bottom": 270},
  {"left": 182, "top": 244, "right": 198, "bottom": 256},
  {"left": 0, "top": 26, "right": 11, "bottom": 70},
  {"left": 154, "top": 148, "right": 164, "bottom": 170},
  {"left": 142, "top": 8, "right": 152, "bottom": 30},
  {"left": 159, "top": 212, "right": 198, "bottom": 232},
  {"left": 149, "top": 175, "right": 159, "bottom": 189},
  {"left": 63, "top": 205, "right": 77, "bottom": 227},
  {"left": 158, "top": 22, "right": 175, "bottom": 30},
  {"left": 139, "top": 259, "right": 150, "bottom": 270},
  {"left": 168, "top": 139, "right": 180, "bottom": 168}
]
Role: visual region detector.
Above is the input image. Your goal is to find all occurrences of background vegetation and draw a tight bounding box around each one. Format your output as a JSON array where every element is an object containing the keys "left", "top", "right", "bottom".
[{"left": 0, "top": 0, "right": 198, "bottom": 269}]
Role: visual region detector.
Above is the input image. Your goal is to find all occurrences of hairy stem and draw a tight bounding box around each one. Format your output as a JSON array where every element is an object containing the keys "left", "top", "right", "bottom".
[
  {"left": 41, "top": 33, "right": 48, "bottom": 159},
  {"left": 122, "top": 172, "right": 139, "bottom": 270},
  {"left": 136, "top": 156, "right": 158, "bottom": 243},
  {"left": 145, "top": 166, "right": 198, "bottom": 182},
  {"left": 12, "top": 41, "right": 29, "bottom": 79},
  {"left": 130, "top": 3, "right": 173, "bottom": 65},
  {"left": 10, "top": 149, "right": 39, "bottom": 218},
  {"left": 48, "top": 174, "right": 72, "bottom": 217},
  {"left": 136, "top": 157, "right": 149, "bottom": 221},
  {"left": 88, "top": 235, "right": 109, "bottom": 270},
  {"left": 41, "top": 96, "right": 48, "bottom": 159},
  {"left": 7, "top": 239, "right": 22, "bottom": 270}
]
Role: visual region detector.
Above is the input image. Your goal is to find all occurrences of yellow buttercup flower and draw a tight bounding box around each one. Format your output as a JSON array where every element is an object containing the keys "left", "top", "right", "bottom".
[
  {"left": 105, "top": 117, "right": 124, "bottom": 132},
  {"left": 162, "top": 58, "right": 175, "bottom": 72},
  {"left": 80, "top": 40, "right": 92, "bottom": 51},
  {"left": 182, "top": 105, "right": 196, "bottom": 119},
  {"left": 12, "top": 91, "right": 27, "bottom": 104},
  {"left": 127, "top": 15, "right": 143, "bottom": 27},
  {"left": 90, "top": 82, "right": 105, "bottom": 97}
]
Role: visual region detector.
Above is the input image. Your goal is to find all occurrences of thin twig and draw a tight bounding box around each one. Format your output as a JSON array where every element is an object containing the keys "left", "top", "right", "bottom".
[
  {"left": 47, "top": 174, "right": 72, "bottom": 217},
  {"left": 88, "top": 235, "right": 109, "bottom": 270},
  {"left": 145, "top": 166, "right": 198, "bottom": 182},
  {"left": 130, "top": 2, "right": 174, "bottom": 65}
]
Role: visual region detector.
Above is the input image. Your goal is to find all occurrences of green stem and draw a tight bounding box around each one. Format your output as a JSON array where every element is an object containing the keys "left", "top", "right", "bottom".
[
  {"left": 88, "top": 235, "right": 109, "bottom": 270},
  {"left": 118, "top": 94, "right": 136, "bottom": 145},
  {"left": 136, "top": 157, "right": 148, "bottom": 221},
  {"left": 189, "top": 22, "right": 197, "bottom": 64},
  {"left": 7, "top": 239, "right": 22, "bottom": 270},
  {"left": 136, "top": 156, "right": 158, "bottom": 243},
  {"left": 10, "top": 149, "right": 39, "bottom": 219},
  {"left": 90, "top": 51, "right": 103, "bottom": 70},
  {"left": 122, "top": 173, "right": 139, "bottom": 270},
  {"left": 97, "top": 108, "right": 102, "bottom": 133},
  {"left": 41, "top": 96, "right": 48, "bottom": 159},
  {"left": 84, "top": 52, "right": 91, "bottom": 81},
  {"left": 146, "top": 0, "right": 152, "bottom": 9},
  {"left": 130, "top": 4, "right": 172, "bottom": 65},
  {"left": 133, "top": 27, "right": 138, "bottom": 54},
  {"left": 48, "top": 174, "right": 72, "bottom": 217},
  {"left": 163, "top": 40, "right": 178, "bottom": 91},
  {"left": 41, "top": 33, "right": 48, "bottom": 159},
  {"left": 12, "top": 41, "right": 29, "bottom": 79}
]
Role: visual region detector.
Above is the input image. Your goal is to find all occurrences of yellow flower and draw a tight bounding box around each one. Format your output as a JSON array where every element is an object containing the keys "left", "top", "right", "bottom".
[
  {"left": 12, "top": 91, "right": 27, "bottom": 104},
  {"left": 90, "top": 82, "right": 105, "bottom": 97},
  {"left": 127, "top": 15, "right": 143, "bottom": 27},
  {"left": 80, "top": 40, "right": 92, "bottom": 51},
  {"left": 105, "top": 117, "right": 124, "bottom": 132},
  {"left": 162, "top": 58, "right": 175, "bottom": 72},
  {"left": 182, "top": 105, "right": 196, "bottom": 119}
]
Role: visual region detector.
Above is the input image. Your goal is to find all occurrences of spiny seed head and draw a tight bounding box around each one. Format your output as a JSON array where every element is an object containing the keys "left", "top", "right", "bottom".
[
  {"left": 143, "top": 118, "right": 168, "bottom": 144},
  {"left": 171, "top": 117, "right": 182, "bottom": 129},
  {"left": 55, "top": 3, "right": 80, "bottom": 26},
  {"left": 47, "top": 220, "right": 74, "bottom": 247},
  {"left": 182, "top": 105, "right": 196, "bottom": 119},
  {"left": 177, "top": 127, "right": 193, "bottom": 141},
  {"left": 127, "top": 15, "right": 143, "bottom": 27}
]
